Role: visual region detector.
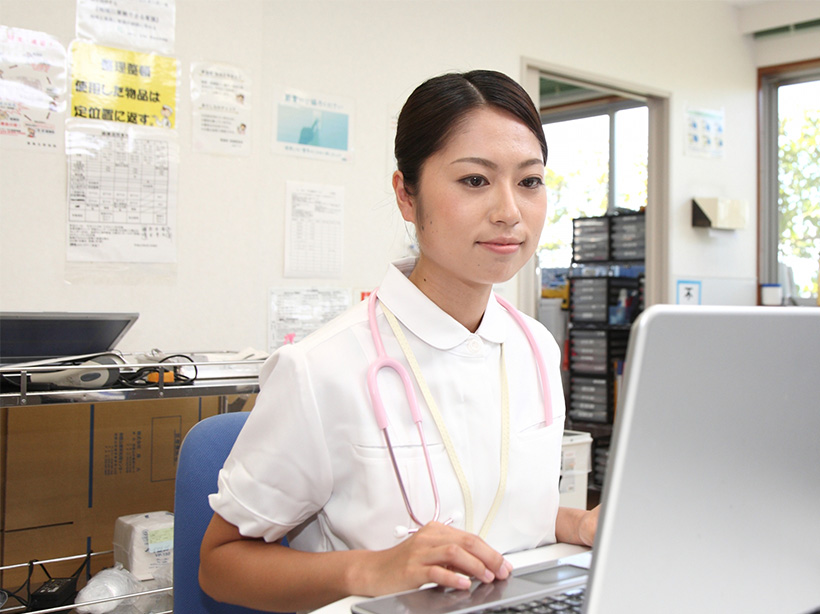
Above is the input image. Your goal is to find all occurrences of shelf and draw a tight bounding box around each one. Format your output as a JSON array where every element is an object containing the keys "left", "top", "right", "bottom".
[
  {"left": 0, "top": 377, "right": 259, "bottom": 407},
  {"left": 0, "top": 358, "right": 263, "bottom": 407},
  {"left": 568, "top": 213, "right": 644, "bottom": 492}
]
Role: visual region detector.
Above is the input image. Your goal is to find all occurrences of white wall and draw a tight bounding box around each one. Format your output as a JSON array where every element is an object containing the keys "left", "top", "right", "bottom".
[{"left": 2, "top": 0, "right": 814, "bottom": 352}]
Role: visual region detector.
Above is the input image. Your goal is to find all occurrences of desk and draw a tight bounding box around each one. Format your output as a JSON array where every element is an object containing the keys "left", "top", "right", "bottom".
[{"left": 312, "top": 543, "right": 591, "bottom": 614}]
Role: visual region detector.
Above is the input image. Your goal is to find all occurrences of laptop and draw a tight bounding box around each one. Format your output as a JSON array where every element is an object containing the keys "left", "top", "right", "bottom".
[
  {"left": 352, "top": 305, "right": 820, "bottom": 614},
  {"left": 0, "top": 311, "right": 138, "bottom": 365}
]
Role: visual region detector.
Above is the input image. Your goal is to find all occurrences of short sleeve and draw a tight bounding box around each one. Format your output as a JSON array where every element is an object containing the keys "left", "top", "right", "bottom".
[{"left": 208, "top": 344, "right": 333, "bottom": 543}]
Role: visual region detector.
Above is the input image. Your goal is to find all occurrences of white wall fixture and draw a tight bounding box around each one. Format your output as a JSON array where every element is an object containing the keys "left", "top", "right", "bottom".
[{"left": 692, "top": 197, "right": 749, "bottom": 230}]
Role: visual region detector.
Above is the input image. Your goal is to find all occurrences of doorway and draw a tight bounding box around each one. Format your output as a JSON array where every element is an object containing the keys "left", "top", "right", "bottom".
[{"left": 518, "top": 60, "right": 670, "bottom": 316}]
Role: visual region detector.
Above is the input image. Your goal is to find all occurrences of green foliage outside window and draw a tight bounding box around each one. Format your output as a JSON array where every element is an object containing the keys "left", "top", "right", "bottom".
[{"left": 778, "top": 108, "right": 820, "bottom": 297}]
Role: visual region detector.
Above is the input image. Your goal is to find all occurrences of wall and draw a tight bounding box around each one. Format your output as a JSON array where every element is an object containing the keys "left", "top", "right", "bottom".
[{"left": 1, "top": 0, "right": 811, "bottom": 353}]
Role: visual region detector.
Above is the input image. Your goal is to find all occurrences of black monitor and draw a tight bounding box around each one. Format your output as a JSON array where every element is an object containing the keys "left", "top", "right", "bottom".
[{"left": 0, "top": 312, "right": 139, "bottom": 364}]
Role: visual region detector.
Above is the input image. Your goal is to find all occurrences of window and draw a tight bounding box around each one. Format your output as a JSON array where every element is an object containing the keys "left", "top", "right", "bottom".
[
  {"left": 537, "top": 80, "right": 648, "bottom": 269},
  {"left": 759, "top": 60, "right": 820, "bottom": 304},
  {"left": 518, "top": 62, "right": 669, "bottom": 315}
]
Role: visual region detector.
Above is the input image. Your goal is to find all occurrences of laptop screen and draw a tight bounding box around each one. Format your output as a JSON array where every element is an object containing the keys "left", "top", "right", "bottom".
[{"left": 0, "top": 312, "right": 139, "bottom": 364}]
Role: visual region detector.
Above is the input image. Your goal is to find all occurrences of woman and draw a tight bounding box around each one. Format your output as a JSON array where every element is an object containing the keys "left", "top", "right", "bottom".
[{"left": 200, "top": 70, "right": 599, "bottom": 612}]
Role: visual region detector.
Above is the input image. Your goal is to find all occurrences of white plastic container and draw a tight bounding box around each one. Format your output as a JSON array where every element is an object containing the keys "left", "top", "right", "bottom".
[
  {"left": 113, "top": 511, "right": 174, "bottom": 580},
  {"left": 559, "top": 430, "right": 592, "bottom": 509},
  {"left": 760, "top": 283, "right": 783, "bottom": 306}
]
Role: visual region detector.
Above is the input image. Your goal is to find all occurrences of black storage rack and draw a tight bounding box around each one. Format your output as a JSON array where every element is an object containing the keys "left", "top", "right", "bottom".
[
  {"left": 567, "top": 211, "right": 646, "bottom": 490},
  {"left": 569, "top": 277, "right": 641, "bottom": 325}
]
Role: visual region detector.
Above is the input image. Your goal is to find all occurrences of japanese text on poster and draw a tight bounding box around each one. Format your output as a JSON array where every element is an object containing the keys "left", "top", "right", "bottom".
[
  {"left": 284, "top": 181, "right": 344, "bottom": 278},
  {"left": 191, "top": 61, "right": 250, "bottom": 155},
  {"left": 0, "top": 26, "right": 66, "bottom": 150},
  {"left": 76, "top": 0, "right": 177, "bottom": 55},
  {"left": 66, "top": 120, "right": 178, "bottom": 263},
  {"left": 273, "top": 88, "right": 352, "bottom": 162},
  {"left": 69, "top": 40, "right": 178, "bottom": 129},
  {"left": 268, "top": 288, "right": 351, "bottom": 351}
]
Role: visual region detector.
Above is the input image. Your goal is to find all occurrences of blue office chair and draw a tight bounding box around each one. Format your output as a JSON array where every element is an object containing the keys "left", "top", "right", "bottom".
[{"left": 174, "top": 411, "right": 288, "bottom": 614}]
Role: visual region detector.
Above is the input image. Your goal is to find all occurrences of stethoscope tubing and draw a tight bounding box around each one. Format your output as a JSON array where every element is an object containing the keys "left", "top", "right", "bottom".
[
  {"left": 367, "top": 291, "right": 442, "bottom": 527},
  {"left": 493, "top": 293, "right": 552, "bottom": 427},
  {"left": 365, "top": 289, "right": 553, "bottom": 534}
]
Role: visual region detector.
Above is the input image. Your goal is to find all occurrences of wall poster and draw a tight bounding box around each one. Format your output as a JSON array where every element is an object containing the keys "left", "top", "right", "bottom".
[
  {"left": 273, "top": 88, "right": 353, "bottom": 162},
  {"left": 190, "top": 61, "right": 251, "bottom": 155},
  {"left": 685, "top": 107, "right": 725, "bottom": 159},
  {"left": 268, "top": 288, "right": 351, "bottom": 351},
  {"left": 66, "top": 119, "right": 179, "bottom": 263},
  {"left": 284, "top": 181, "right": 344, "bottom": 279},
  {"left": 69, "top": 39, "right": 178, "bottom": 129},
  {"left": 0, "top": 26, "right": 67, "bottom": 151},
  {"left": 76, "top": 0, "right": 177, "bottom": 55}
]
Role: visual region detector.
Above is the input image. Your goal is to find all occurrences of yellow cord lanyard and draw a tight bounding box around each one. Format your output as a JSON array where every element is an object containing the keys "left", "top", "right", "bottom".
[{"left": 381, "top": 303, "right": 510, "bottom": 539}]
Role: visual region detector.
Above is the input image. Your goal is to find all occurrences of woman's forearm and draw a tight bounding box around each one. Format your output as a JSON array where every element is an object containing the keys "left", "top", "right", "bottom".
[
  {"left": 199, "top": 513, "right": 514, "bottom": 611},
  {"left": 555, "top": 506, "right": 599, "bottom": 546},
  {"left": 199, "top": 513, "right": 369, "bottom": 612}
]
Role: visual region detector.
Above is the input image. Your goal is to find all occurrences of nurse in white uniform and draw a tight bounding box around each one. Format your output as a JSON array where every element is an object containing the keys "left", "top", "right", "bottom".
[{"left": 201, "top": 69, "right": 600, "bottom": 613}]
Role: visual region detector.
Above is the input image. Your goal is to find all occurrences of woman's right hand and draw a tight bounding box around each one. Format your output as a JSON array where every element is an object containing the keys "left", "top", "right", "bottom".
[{"left": 351, "top": 521, "right": 513, "bottom": 597}]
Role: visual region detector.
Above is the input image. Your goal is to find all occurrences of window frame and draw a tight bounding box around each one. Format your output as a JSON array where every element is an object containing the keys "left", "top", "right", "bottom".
[
  {"left": 758, "top": 58, "right": 820, "bottom": 304},
  {"left": 541, "top": 98, "right": 647, "bottom": 217}
]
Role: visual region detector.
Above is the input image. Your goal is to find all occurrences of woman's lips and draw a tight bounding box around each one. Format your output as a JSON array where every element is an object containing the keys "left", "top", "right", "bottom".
[{"left": 478, "top": 240, "right": 522, "bottom": 255}]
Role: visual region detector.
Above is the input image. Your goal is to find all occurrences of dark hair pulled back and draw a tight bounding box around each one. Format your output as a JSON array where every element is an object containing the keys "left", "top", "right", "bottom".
[{"left": 394, "top": 70, "right": 548, "bottom": 195}]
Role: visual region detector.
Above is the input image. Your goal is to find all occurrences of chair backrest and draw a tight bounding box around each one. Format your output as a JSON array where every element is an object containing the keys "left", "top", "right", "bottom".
[{"left": 173, "top": 411, "right": 275, "bottom": 614}]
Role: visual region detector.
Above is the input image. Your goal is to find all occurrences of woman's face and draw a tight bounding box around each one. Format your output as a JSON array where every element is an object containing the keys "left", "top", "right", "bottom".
[{"left": 395, "top": 107, "right": 547, "bottom": 294}]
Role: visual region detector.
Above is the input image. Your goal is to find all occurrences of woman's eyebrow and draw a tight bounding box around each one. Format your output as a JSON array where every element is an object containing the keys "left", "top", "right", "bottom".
[{"left": 450, "top": 157, "right": 544, "bottom": 170}]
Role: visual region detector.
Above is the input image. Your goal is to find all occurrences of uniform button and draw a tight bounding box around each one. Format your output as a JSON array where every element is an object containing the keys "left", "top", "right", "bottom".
[{"left": 467, "top": 337, "right": 483, "bottom": 354}]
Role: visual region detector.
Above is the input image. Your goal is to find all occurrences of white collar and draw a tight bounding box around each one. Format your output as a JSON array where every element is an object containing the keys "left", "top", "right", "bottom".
[{"left": 377, "top": 258, "right": 508, "bottom": 350}]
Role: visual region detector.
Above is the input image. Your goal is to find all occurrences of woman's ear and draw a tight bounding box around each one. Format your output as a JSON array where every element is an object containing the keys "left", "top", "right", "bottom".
[{"left": 393, "top": 170, "right": 416, "bottom": 224}]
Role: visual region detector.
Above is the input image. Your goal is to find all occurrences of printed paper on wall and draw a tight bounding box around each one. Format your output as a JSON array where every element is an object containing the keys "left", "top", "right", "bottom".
[
  {"left": 69, "top": 40, "right": 178, "bottom": 129},
  {"left": 76, "top": 0, "right": 177, "bottom": 55},
  {"left": 191, "top": 61, "right": 251, "bottom": 155},
  {"left": 0, "top": 26, "right": 67, "bottom": 151},
  {"left": 273, "top": 88, "right": 353, "bottom": 162},
  {"left": 66, "top": 119, "right": 179, "bottom": 263},
  {"left": 685, "top": 107, "right": 725, "bottom": 159},
  {"left": 268, "top": 288, "right": 351, "bottom": 351},
  {"left": 284, "top": 181, "right": 344, "bottom": 278}
]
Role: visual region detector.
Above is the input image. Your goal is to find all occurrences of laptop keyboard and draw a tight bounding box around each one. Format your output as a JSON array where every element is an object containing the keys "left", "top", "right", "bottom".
[{"left": 479, "top": 587, "right": 586, "bottom": 613}]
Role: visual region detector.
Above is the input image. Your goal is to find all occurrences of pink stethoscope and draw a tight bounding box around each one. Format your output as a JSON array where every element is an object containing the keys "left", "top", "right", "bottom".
[{"left": 365, "top": 290, "right": 553, "bottom": 533}]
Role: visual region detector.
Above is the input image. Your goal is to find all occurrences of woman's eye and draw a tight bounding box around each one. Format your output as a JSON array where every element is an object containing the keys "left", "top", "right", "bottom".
[
  {"left": 520, "top": 176, "right": 544, "bottom": 189},
  {"left": 462, "top": 176, "right": 488, "bottom": 188}
]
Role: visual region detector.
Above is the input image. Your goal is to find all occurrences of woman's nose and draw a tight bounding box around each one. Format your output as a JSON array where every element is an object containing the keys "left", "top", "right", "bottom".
[{"left": 491, "top": 184, "right": 522, "bottom": 225}]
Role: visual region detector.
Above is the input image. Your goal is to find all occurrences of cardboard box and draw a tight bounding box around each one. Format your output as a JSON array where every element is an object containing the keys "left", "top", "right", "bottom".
[
  {"left": 559, "top": 430, "right": 592, "bottom": 510},
  {"left": 1, "top": 396, "right": 220, "bottom": 587},
  {"left": 2, "top": 522, "right": 113, "bottom": 591}
]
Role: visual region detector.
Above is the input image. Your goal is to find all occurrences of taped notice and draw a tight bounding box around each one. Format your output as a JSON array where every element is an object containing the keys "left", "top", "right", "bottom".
[{"left": 66, "top": 120, "right": 178, "bottom": 263}]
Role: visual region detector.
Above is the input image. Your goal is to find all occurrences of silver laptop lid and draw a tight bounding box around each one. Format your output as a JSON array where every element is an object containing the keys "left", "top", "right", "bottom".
[{"left": 587, "top": 305, "right": 820, "bottom": 614}]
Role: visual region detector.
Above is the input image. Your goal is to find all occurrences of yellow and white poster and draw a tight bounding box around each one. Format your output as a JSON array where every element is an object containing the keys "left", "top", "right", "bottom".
[
  {"left": 69, "top": 40, "right": 178, "bottom": 129},
  {"left": 0, "top": 26, "right": 67, "bottom": 151}
]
